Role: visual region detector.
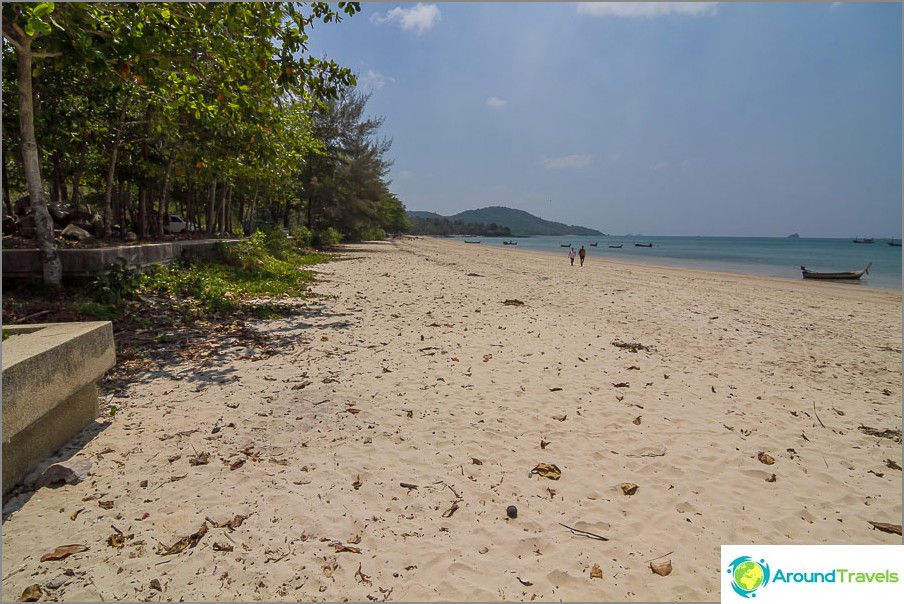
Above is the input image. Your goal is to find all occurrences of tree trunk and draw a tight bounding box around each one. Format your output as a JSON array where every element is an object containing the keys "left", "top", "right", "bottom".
[
  {"left": 14, "top": 39, "right": 61, "bottom": 285},
  {"left": 217, "top": 179, "right": 228, "bottom": 234},
  {"left": 138, "top": 187, "right": 148, "bottom": 239},
  {"left": 51, "top": 153, "right": 67, "bottom": 203},
  {"left": 2, "top": 141, "right": 12, "bottom": 216},
  {"left": 205, "top": 179, "right": 217, "bottom": 235},
  {"left": 102, "top": 95, "right": 129, "bottom": 239},
  {"left": 69, "top": 142, "right": 86, "bottom": 212},
  {"left": 158, "top": 151, "right": 175, "bottom": 235},
  {"left": 225, "top": 183, "right": 233, "bottom": 234}
]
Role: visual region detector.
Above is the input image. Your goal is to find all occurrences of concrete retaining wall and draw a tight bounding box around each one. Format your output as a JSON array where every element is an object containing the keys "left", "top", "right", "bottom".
[
  {"left": 2, "top": 239, "right": 240, "bottom": 277},
  {"left": 2, "top": 322, "right": 116, "bottom": 493}
]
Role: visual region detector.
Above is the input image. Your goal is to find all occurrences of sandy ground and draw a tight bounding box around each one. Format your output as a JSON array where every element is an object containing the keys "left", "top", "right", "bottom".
[{"left": 2, "top": 237, "right": 902, "bottom": 602}]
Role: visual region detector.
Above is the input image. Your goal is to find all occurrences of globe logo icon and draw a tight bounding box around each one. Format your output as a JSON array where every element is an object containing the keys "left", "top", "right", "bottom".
[{"left": 727, "top": 556, "right": 770, "bottom": 598}]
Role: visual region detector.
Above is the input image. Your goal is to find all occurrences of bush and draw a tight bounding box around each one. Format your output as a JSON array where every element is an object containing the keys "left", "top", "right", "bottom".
[
  {"left": 314, "top": 227, "right": 343, "bottom": 247},
  {"left": 93, "top": 259, "right": 141, "bottom": 306},
  {"left": 290, "top": 225, "right": 313, "bottom": 248}
]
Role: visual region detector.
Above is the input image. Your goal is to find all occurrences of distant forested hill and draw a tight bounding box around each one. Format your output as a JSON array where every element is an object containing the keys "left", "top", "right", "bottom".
[{"left": 406, "top": 206, "right": 603, "bottom": 236}]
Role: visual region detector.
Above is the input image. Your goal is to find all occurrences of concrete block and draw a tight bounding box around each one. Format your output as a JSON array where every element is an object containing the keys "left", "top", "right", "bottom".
[{"left": 2, "top": 322, "right": 115, "bottom": 493}]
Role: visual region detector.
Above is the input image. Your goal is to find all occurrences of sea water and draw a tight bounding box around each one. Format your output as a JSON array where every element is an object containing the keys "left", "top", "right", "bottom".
[{"left": 444, "top": 236, "right": 902, "bottom": 291}]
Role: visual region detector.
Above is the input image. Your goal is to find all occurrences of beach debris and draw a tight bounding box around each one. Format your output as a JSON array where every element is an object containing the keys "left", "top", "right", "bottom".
[
  {"left": 345, "top": 407, "right": 361, "bottom": 414},
  {"left": 502, "top": 299, "right": 524, "bottom": 306},
  {"left": 559, "top": 523, "right": 609, "bottom": 541},
  {"left": 17, "top": 584, "right": 42, "bottom": 601},
  {"left": 40, "top": 544, "right": 88, "bottom": 562},
  {"left": 211, "top": 417, "right": 223, "bottom": 434},
  {"left": 540, "top": 439, "right": 551, "bottom": 449},
  {"left": 169, "top": 474, "right": 187, "bottom": 482},
  {"left": 150, "top": 578, "right": 162, "bottom": 591},
  {"left": 506, "top": 505, "right": 518, "bottom": 519},
  {"left": 885, "top": 459, "right": 902, "bottom": 471},
  {"left": 633, "top": 416, "right": 642, "bottom": 425},
  {"left": 858, "top": 425, "right": 902, "bottom": 443},
  {"left": 590, "top": 564, "right": 603, "bottom": 580},
  {"left": 206, "top": 514, "right": 248, "bottom": 531},
  {"left": 98, "top": 500, "right": 115, "bottom": 509},
  {"left": 613, "top": 382, "right": 630, "bottom": 388},
  {"left": 757, "top": 452, "right": 776, "bottom": 465},
  {"left": 352, "top": 475, "right": 363, "bottom": 490},
  {"left": 547, "top": 488, "right": 557, "bottom": 500},
  {"left": 291, "top": 380, "right": 313, "bottom": 390},
  {"left": 441, "top": 501, "right": 461, "bottom": 518},
  {"left": 625, "top": 446, "right": 666, "bottom": 458},
  {"left": 529, "top": 463, "right": 561, "bottom": 480},
  {"left": 140, "top": 480, "right": 149, "bottom": 488},
  {"left": 549, "top": 387, "right": 563, "bottom": 392},
  {"left": 466, "top": 273, "right": 484, "bottom": 277},
  {"left": 35, "top": 459, "right": 92, "bottom": 489},
  {"left": 479, "top": 546, "right": 489, "bottom": 554},
  {"left": 355, "top": 562, "right": 372, "bottom": 585},
  {"left": 157, "top": 522, "right": 208, "bottom": 555},
  {"left": 766, "top": 474, "right": 777, "bottom": 483},
  {"left": 552, "top": 414, "right": 567, "bottom": 422},
  {"left": 70, "top": 508, "right": 85, "bottom": 521},
  {"left": 229, "top": 459, "right": 245, "bottom": 471},
  {"left": 868, "top": 521, "right": 902, "bottom": 535},
  {"left": 472, "top": 457, "right": 484, "bottom": 465},
  {"left": 167, "top": 453, "right": 182, "bottom": 463},
  {"left": 348, "top": 534, "right": 362, "bottom": 544},
  {"left": 621, "top": 483, "right": 639, "bottom": 496},
  {"left": 108, "top": 532, "right": 127, "bottom": 548},
  {"left": 650, "top": 560, "right": 673, "bottom": 576},
  {"left": 212, "top": 542, "right": 234, "bottom": 552},
  {"left": 137, "top": 512, "right": 150, "bottom": 520},
  {"left": 335, "top": 544, "right": 362, "bottom": 554},
  {"left": 483, "top": 354, "right": 493, "bottom": 362},
  {"left": 189, "top": 451, "right": 210, "bottom": 466},
  {"left": 611, "top": 340, "right": 653, "bottom": 353},
  {"left": 400, "top": 482, "right": 419, "bottom": 490},
  {"left": 517, "top": 576, "right": 533, "bottom": 586}
]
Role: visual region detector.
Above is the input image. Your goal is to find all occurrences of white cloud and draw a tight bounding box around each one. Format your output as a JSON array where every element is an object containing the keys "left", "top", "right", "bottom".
[
  {"left": 830, "top": 2, "right": 843, "bottom": 10},
  {"left": 486, "top": 96, "right": 508, "bottom": 109},
  {"left": 371, "top": 3, "right": 441, "bottom": 35},
  {"left": 542, "top": 154, "right": 593, "bottom": 169},
  {"left": 653, "top": 161, "right": 669, "bottom": 171},
  {"left": 576, "top": 2, "right": 719, "bottom": 18},
  {"left": 358, "top": 69, "right": 395, "bottom": 91}
]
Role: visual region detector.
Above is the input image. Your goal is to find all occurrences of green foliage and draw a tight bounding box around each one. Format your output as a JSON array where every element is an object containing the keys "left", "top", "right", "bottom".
[
  {"left": 314, "top": 227, "right": 343, "bottom": 247},
  {"left": 2, "top": 329, "right": 10, "bottom": 341},
  {"left": 349, "top": 226, "right": 386, "bottom": 242},
  {"left": 290, "top": 225, "right": 314, "bottom": 247},
  {"left": 137, "top": 233, "right": 331, "bottom": 315},
  {"left": 92, "top": 259, "right": 142, "bottom": 306},
  {"left": 76, "top": 301, "right": 119, "bottom": 321}
]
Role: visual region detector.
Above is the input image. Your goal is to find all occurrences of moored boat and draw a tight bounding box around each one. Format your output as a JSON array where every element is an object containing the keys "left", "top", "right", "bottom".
[
  {"left": 800, "top": 262, "right": 871, "bottom": 280},
  {"left": 503, "top": 240, "right": 517, "bottom": 245},
  {"left": 608, "top": 244, "right": 623, "bottom": 248},
  {"left": 464, "top": 240, "right": 481, "bottom": 244},
  {"left": 634, "top": 242, "right": 653, "bottom": 248},
  {"left": 889, "top": 239, "right": 901, "bottom": 247},
  {"left": 589, "top": 242, "right": 598, "bottom": 247},
  {"left": 853, "top": 237, "right": 874, "bottom": 244},
  {"left": 560, "top": 243, "right": 572, "bottom": 247}
]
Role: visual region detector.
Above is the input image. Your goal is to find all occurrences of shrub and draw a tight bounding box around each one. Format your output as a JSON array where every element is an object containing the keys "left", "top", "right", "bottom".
[
  {"left": 93, "top": 259, "right": 141, "bottom": 306},
  {"left": 290, "top": 225, "right": 313, "bottom": 248},
  {"left": 314, "top": 227, "right": 343, "bottom": 247}
]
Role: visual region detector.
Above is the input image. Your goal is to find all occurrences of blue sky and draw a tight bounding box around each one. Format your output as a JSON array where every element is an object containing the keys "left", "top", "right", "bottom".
[{"left": 309, "top": 2, "right": 902, "bottom": 237}]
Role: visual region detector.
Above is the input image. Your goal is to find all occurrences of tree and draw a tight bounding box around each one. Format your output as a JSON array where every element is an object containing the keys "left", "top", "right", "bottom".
[{"left": 2, "top": 2, "right": 63, "bottom": 285}]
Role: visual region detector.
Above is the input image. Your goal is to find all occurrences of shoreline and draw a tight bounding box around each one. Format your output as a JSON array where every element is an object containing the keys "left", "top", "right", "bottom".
[
  {"left": 2, "top": 237, "right": 901, "bottom": 602},
  {"left": 430, "top": 236, "right": 902, "bottom": 292}
]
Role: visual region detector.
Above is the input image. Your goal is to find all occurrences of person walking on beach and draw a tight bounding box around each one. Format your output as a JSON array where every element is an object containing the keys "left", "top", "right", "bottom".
[
  {"left": 568, "top": 246, "right": 576, "bottom": 266},
  {"left": 578, "top": 245, "right": 586, "bottom": 267}
]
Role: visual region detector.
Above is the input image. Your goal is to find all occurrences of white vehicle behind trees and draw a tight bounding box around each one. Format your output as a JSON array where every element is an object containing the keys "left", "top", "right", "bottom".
[{"left": 164, "top": 214, "right": 197, "bottom": 234}]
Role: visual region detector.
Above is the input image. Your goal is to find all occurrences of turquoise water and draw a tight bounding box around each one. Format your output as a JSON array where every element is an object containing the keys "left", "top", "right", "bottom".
[{"left": 445, "top": 236, "right": 902, "bottom": 291}]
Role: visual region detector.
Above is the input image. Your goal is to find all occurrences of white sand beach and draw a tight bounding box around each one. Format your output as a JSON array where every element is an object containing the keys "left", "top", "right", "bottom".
[{"left": 2, "top": 237, "right": 901, "bottom": 602}]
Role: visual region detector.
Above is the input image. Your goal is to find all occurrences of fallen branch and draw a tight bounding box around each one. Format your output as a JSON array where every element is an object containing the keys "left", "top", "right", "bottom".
[
  {"left": 813, "top": 402, "right": 826, "bottom": 428},
  {"left": 558, "top": 522, "right": 609, "bottom": 541}
]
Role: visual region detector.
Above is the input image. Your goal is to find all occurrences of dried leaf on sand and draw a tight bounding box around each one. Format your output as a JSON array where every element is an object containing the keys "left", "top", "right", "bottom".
[
  {"left": 621, "top": 483, "right": 639, "bottom": 496},
  {"left": 335, "top": 544, "right": 362, "bottom": 553},
  {"left": 157, "top": 523, "right": 208, "bottom": 555},
  {"left": 40, "top": 544, "right": 88, "bottom": 562},
  {"left": 529, "top": 463, "right": 561, "bottom": 480},
  {"left": 757, "top": 452, "right": 775, "bottom": 465},
  {"left": 17, "top": 584, "right": 42, "bottom": 602},
  {"left": 651, "top": 560, "right": 673, "bottom": 576},
  {"left": 868, "top": 521, "right": 902, "bottom": 535},
  {"left": 590, "top": 564, "right": 603, "bottom": 579}
]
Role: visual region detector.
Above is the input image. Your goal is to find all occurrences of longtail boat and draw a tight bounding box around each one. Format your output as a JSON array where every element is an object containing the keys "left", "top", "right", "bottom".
[{"left": 800, "top": 262, "right": 871, "bottom": 280}]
